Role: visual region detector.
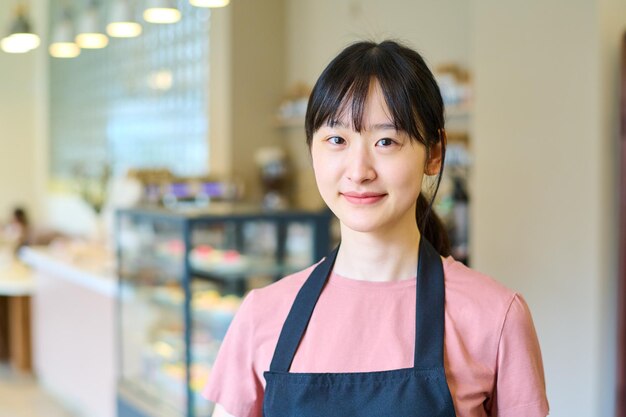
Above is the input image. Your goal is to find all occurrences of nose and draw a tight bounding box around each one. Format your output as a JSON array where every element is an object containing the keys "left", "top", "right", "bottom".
[{"left": 346, "top": 145, "right": 376, "bottom": 183}]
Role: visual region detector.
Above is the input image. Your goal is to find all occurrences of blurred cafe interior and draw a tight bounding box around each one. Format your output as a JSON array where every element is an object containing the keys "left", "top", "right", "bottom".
[{"left": 0, "top": 1, "right": 625, "bottom": 417}]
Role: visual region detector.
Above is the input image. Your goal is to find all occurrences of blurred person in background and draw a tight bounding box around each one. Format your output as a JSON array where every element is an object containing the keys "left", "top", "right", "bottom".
[
  {"left": 1, "top": 206, "right": 64, "bottom": 257},
  {"left": 2, "top": 207, "right": 31, "bottom": 256}
]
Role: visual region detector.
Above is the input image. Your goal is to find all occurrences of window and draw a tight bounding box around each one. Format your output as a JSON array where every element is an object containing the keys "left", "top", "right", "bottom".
[{"left": 49, "top": 1, "right": 211, "bottom": 179}]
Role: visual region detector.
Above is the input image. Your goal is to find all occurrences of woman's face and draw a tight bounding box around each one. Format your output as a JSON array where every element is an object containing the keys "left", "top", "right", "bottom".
[{"left": 311, "top": 81, "right": 440, "bottom": 235}]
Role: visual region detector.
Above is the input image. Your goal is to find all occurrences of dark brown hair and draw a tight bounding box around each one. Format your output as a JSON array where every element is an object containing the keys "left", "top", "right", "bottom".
[{"left": 305, "top": 40, "right": 451, "bottom": 256}]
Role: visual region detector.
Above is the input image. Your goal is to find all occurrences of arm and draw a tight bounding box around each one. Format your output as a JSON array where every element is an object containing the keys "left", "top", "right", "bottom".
[
  {"left": 203, "top": 290, "right": 264, "bottom": 417},
  {"left": 489, "top": 293, "right": 549, "bottom": 417}
]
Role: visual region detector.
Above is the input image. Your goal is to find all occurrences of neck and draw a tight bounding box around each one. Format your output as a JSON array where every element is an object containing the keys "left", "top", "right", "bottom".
[{"left": 333, "top": 216, "right": 422, "bottom": 282}]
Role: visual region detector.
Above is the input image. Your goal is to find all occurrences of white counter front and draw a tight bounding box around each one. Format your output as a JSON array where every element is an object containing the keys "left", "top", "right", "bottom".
[{"left": 21, "top": 243, "right": 118, "bottom": 417}]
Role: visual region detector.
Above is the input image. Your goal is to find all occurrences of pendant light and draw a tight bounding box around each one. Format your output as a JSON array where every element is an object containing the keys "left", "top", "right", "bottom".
[
  {"left": 106, "top": 0, "right": 142, "bottom": 38},
  {"left": 190, "top": 0, "right": 230, "bottom": 7},
  {"left": 1, "top": 3, "right": 40, "bottom": 54},
  {"left": 49, "top": 6, "right": 80, "bottom": 58},
  {"left": 75, "top": 0, "right": 109, "bottom": 49},
  {"left": 143, "top": 0, "right": 181, "bottom": 24}
]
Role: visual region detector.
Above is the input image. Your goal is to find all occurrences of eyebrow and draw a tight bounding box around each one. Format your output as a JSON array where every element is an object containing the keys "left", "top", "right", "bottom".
[{"left": 327, "top": 120, "right": 398, "bottom": 131}]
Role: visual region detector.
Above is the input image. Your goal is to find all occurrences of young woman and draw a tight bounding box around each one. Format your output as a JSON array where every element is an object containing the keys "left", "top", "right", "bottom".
[{"left": 203, "top": 40, "right": 549, "bottom": 417}]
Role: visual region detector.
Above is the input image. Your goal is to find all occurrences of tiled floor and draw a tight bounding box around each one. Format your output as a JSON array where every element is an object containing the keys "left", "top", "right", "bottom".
[{"left": 0, "top": 364, "right": 78, "bottom": 417}]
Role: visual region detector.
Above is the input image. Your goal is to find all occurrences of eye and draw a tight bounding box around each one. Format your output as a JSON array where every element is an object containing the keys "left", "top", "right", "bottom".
[
  {"left": 327, "top": 136, "right": 346, "bottom": 145},
  {"left": 376, "top": 138, "right": 396, "bottom": 147}
]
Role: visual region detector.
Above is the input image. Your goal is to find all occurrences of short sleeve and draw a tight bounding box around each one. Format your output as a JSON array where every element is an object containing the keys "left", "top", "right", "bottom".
[
  {"left": 490, "top": 294, "right": 549, "bottom": 417},
  {"left": 202, "top": 290, "right": 264, "bottom": 417}
]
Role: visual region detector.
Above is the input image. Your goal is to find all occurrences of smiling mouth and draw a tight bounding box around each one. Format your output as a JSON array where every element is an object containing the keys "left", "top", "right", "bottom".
[{"left": 340, "top": 193, "right": 387, "bottom": 205}]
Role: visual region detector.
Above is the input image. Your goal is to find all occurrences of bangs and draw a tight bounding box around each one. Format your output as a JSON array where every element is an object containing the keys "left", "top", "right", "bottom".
[{"left": 305, "top": 41, "right": 444, "bottom": 146}]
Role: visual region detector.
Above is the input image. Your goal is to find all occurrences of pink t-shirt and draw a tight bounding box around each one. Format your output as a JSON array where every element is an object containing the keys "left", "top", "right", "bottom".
[{"left": 202, "top": 255, "right": 549, "bottom": 417}]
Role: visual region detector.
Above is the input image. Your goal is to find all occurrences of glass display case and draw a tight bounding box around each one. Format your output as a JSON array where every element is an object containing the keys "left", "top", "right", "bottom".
[{"left": 115, "top": 205, "right": 333, "bottom": 417}]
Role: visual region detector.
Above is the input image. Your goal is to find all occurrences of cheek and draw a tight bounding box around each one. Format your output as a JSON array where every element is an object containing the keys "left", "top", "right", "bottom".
[
  {"left": 311, "top": 147, "right": 337, "bottom": 197},
  {"left": 310, "top": 147, "right": 324, "bottom": 182},
  {"left": 311, "top": 146, "right": 339, "bottom": 179},
  {"left": 383, "top": 162, "right": 424, "bottom": 197}
]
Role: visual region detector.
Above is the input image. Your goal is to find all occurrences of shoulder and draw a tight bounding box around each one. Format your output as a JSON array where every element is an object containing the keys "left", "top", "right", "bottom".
[
  {"left": 204, "top": 263, "right": 322, "bottom": 401},
  {"left": 442, "top": 256, "right": 524, "bottom": 365},
  {"left": 443, "top": 256, "right": 518, "bottom": 316}
]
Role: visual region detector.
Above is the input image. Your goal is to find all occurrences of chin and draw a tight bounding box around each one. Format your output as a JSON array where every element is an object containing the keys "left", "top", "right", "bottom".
[
  {"left": 336, "top": 212, "right": 388, "bottom": 234},
  {"left": 341, "top": 222, "right": 374, "bottom": 234}
]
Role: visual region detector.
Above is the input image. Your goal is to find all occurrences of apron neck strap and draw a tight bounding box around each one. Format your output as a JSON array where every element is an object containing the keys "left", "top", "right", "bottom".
[
  {"left": 268, "top": 237, "right": 446, "bottom": 372},
  {"left": 413, "top": 237, "right": 446, "bottom": 369},
  {"left": 269, "top": 245, "right": 339, "bottom": 372}
]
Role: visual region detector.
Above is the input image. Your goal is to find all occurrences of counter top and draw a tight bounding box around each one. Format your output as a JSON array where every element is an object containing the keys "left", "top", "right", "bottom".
[
  {"left": 0, "top": 260, "right": 34, "bottom": 296},
  {"left": 20, "top": 243, "right": 117, "bottom": 297}
]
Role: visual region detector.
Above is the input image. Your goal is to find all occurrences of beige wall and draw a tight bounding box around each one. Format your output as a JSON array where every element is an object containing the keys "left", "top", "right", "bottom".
[
  {"left": 285, "top": 0, "right": 471, "bottom": 87},
  {"left": 0, "top": 1, "right": 47, "bottom": 223},
  {"left": 471, "top": 1, "right": 624, "bottom": 416},
  {"left": 227, "top": 0, "right": 286, "bottom": 202},
  {"left": 598, "top": 0, "right": 626, "bottom": 414},
  {"left": 208, "top": 6, "right": 233, "bottom": 179}
]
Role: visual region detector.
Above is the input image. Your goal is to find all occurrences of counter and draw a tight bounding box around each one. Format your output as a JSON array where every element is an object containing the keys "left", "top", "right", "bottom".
[
  {"left": 0, "top": 260, "right": 35, "bottom": 296},
  {"left": 21, "top": 243, "right": 117, "bottom": 417},
  {"left": 0, "top": 260, "right": 35, "bottom": 371}
]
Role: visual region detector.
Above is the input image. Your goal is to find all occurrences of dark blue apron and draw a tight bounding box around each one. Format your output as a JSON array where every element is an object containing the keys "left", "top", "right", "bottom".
[{"left": 262, "top": 237, "right": 456, "bottom": 417}]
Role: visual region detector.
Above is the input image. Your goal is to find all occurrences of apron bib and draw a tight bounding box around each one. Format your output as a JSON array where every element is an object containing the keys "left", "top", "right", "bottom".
[{"left": 263, "top": 237, "right": 456, "bottom": 417}]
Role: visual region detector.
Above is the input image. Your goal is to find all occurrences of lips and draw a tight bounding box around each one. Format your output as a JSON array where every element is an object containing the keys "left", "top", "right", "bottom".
[{"left": 341, "top": 192, "right": 387, "bottom": 205}]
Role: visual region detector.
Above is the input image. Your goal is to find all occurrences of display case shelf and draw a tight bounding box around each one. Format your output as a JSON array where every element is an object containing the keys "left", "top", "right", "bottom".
[{"left": 116, "top": 206, "right": 333, "bottom": 417}]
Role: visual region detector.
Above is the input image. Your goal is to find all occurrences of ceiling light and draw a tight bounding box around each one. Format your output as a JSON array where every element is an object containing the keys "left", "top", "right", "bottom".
[
  {"left": 49, "top": 7, "right": 80, "bottom": 58},
  {"left": 1, "top": 4, "right": 40, "bottom": 54},
  {"left": 143, "top": 0, "right": 181, "bottom": 24},
  {"left": 190, "top": 0, "right": 230, "bottom": 7},
  {"left": 49, "top": 42, "right": 80, "bottom": 58},
  {"left": 147, "top": 69, "right": 173, "bottom": 91},
  {"left": 106, "top": 0, "right": 142, "bottom": 38},
  {"left": 75, "top": 0, "right": 109, "bottom": 49}
]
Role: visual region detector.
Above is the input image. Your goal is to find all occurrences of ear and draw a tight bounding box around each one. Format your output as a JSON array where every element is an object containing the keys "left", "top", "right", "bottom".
[{"left": 424, "top": 139, "right": 443, "bottom": 176}]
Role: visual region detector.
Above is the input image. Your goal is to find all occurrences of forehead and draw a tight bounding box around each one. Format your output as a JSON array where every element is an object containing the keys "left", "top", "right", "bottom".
[{"left": 329, "top": 80, "right": 398, "bottom": 130}]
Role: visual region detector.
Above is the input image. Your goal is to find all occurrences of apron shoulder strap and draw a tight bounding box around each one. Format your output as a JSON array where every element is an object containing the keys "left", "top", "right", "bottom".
[
  {"left": 414, "top": 237, "right": 446, "bottom": 369},
  {"left": 269, "top": 246, "right": 339, "bottom": 372}
]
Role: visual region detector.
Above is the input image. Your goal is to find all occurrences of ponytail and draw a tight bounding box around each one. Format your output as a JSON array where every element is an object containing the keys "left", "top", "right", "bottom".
[{"left": 416, "top": 193, "right": 451, "bottom": 257}]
